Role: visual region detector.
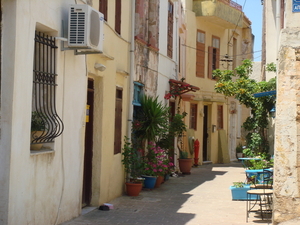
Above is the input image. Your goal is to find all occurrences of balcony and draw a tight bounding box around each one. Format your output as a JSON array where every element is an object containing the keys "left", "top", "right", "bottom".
[{"left": 193, "top": 0, "right": 244, "bottom": 29}]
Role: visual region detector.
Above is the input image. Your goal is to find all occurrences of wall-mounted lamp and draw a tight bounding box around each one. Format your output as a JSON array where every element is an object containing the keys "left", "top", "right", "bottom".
[
  {"left": 212, "top": 125, "right": 217, "bottom": 133},
  {"left": 94, "top": 63, "right": 106, "bottom": 71}
]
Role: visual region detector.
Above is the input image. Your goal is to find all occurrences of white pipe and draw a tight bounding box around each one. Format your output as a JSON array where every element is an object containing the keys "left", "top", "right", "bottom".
[
  {"left": 127, "top": 0, "right": 135, "bottom": 140},
  {"left": 276, "top": 0, "right": 281, "bottom": 52}
]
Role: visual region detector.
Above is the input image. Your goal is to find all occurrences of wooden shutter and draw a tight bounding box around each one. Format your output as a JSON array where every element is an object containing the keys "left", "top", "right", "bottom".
[
  {"left": 196, "top": 42, "right": 205, "bottom": 78},
  {"left": 115, "top": 0, "right": 121, "bottom": 34},
  {"left": 208, "top": 46, "right": 213, "bottom": 79},
  {"left": 217, "top": 105, "right": 223, "bottom": 130},
  {"left": 167, "top": 1, "right": 173, "bottom": 58},
  {"left": 99, "top": 0, "right": 108, "bottom": 21},
  {"left": 114, "top": 88, "right": 123, "bottom": 154},
  {"left": 216, "top": 48, "right": 220, "bottom": 70},
  {"left": 190, "top": 104, "right": 197, "bottom": 130}
]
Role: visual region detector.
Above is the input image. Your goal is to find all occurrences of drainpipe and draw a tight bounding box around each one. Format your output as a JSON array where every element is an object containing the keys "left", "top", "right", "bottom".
[
  {"left": 276, "top": 0, "right": 281, "bottom": 53},
  {"left": 127, "top": 0, "right": 135, "bottom": 140}
]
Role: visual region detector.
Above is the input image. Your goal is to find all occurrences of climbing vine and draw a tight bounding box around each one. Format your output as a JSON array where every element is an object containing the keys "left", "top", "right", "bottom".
[{"left": 213, "top": 59, "right": 276, "bottom": 155}]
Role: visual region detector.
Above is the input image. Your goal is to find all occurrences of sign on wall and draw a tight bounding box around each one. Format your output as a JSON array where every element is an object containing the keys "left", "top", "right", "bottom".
[{"left": 293, "top": 0, "right": 300, "bottom": 12}]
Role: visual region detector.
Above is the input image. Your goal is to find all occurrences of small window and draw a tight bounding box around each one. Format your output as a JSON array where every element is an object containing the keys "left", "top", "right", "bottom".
[
  {"left": 197, "top": 31, "right": 205, "bottom": 44},
  {"left": 115, "top": 0, "right": 121, "bottom": 34},
  {"left": 114, "top": 87, "right": 123, "bottom": 154},
  {"left": 133, "top": 82, "right": 144, "bottom": 106},
  {"left": 31, "top": 31, "right": 64, "bottom": 147},
  {"left": 167, "top": 0, "right": 174, "bottom": 58},
  {"left": 190, "top": 104, "right": 197, "bottom": 130},
  {"left": 99, "top": 0, "right": 108, "bottom": 21},
  {"left": 217, "top": 105, "right": 223, "bottom": 130}
]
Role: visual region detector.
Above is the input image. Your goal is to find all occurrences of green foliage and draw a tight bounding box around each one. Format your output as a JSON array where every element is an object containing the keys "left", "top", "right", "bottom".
[
  {"left": 214, "top": 59, "right": 276, "bottom": 155},
  {"left": 121, "top": 137, "right": 142, "bottom": 181},
  {"left": 266, "top": 62, "right": 276, "bottom": 72},
  {"left": 133, "top": 95, "right": 170, "bottom": 143},
  {"left": 31, "top": 111, "right": 47, "bottom": 131},
  {"left": 179, "top": 150, "right": 188, "bottom": 159},
  {"left": 232, "top": 181, "right": 246, "bottom": 188}
]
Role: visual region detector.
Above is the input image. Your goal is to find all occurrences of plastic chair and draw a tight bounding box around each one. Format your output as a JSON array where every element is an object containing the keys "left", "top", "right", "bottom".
[{"left": 246, "top": 169, "right": 273, "bottom": 222}]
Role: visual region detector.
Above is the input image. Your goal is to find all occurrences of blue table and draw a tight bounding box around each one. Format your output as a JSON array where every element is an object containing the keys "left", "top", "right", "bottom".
[
  {"left": 239, "top": 157, "right": 262, "bottom": 168},
  {"left": 245, "top": 168, "right": 273, "bottom": 184}
]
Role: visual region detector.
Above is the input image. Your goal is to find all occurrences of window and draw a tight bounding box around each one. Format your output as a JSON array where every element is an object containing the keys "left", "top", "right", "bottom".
[
  {"left": 31, "top": 31, "right": 64, "bottom": 145},
  {"left": 208, "top": 36, "right": 220, "bottom": 79},
  {"left": 217, "top": 105, "right": 223, "bottom": 130},
  {"left": 167, "top": 0, "right": 174, "bottom": 58},
  {"left": 196, "top": 30, "right": 205, "bottom": 78},
  {"left": 99, "top": 0, "right": 108, "bottom": 21},
  {"left": 133, "top": 82, "right": 144, "bottom": 106},
  {"left": 115, "top": 0, "right": 121, "bottom": 34},
  {"left": 190, "top": 104, "right": 197, "bottom": 130},
  {"left": 114, "top": 88, "right": 123, "bottom": 154}
]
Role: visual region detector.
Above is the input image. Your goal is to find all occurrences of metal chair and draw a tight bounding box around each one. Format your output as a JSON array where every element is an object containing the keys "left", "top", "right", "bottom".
[{"left": 246, "top": 169, "right": 273, "bottom": 222}]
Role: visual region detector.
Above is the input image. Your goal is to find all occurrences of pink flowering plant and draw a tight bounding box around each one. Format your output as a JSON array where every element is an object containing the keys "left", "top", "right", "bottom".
[{"left": 142, "top": 142, "right": 174, "bottom": 177}]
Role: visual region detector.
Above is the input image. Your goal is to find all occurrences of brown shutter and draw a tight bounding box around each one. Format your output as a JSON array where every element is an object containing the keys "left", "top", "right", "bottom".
[
  {"left": 99, "top": 0, "right": 108, "bottom": 21},
  {"left": 115, "top": 0, "right": 121, "bottom": 34},
  {"left": 167, "top": 1, "right": 173, "bottom": 58},
  {"left": 208, "top": 46, "right": 213, "bottom": 79},
  {"left": 114, "top": 88, "right": 123, "bottom": 154},
  {"left": 196, "top": 42, "right": 205, "bottom": 78},
  {"left": 217, "top": 105, "right": 223, "bottom": 130},
  {"left": 216, "top": 48, "right": 220, "bottom": 69}
]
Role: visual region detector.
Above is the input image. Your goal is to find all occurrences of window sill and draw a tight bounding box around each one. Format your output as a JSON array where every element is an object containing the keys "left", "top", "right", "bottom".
[{"left": 30, "top": 149, "right": 54, "bottom": 155}]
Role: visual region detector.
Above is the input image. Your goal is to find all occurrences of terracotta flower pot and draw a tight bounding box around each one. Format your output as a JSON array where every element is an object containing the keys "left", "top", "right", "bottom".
[
  {"left": 154, "top": 175, "right": 164, "bottom": 188},
  {"left": 178, "top": 158, "right": 193, "bottom": 175},
  {"left": 126, "top": 182, "right": 143, "bottom": 196}
]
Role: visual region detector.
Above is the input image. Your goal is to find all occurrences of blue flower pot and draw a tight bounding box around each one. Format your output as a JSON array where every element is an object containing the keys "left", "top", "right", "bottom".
[
  {"left": 230, "top": 185, "right": 258, "bottom": 201},
  {"left": 142, "top": 175, "right": 157, "bottom": 189}
]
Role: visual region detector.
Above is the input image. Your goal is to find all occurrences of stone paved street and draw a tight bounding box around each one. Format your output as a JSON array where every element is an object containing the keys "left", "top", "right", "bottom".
[{"left": 60, "top": 163, "right": 272, "bottom": 225}]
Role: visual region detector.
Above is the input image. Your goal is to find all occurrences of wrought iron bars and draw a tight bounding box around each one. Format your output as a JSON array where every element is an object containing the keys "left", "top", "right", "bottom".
[{"left": 31, "top": 32, "right": 64, "bottom": 144}]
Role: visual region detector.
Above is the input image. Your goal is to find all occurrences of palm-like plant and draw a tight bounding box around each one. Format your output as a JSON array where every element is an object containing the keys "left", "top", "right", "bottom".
[{"left": 134, "top": 95, "right": 170, "bottom": 144}]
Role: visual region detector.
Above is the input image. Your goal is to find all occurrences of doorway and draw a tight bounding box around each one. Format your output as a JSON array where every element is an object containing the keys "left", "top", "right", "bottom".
[
  {"left": 202, "top": 105, "right": 209, "bottom": 161},
  {"left": 82, "top": 78, "right": 94, "bottom": 207}
]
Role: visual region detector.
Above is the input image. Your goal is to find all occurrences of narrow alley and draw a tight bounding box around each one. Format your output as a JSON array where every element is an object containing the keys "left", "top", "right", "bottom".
[{"left": 60, "top": 163, "right": 271, "bottom": 225}]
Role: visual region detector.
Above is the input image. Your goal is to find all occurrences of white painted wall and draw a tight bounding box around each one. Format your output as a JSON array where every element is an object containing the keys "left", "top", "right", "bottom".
[{"left": 1, "top": 0, "right": 88, "bottom": 224}]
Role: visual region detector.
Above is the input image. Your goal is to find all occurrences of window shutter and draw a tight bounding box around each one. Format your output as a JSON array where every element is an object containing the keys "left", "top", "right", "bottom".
[
  {"left": 99, "top": 0, "right": 108, "bottom": 21},
  {"left": 114, "top": 88, "right": 123, "bottom": 154},
  {"left": 208, "top": 46, "right": 213, "bottom": 79},
  {"left": 216, "top": 48, "right": 220, "bottom": 69},
  {"left": 196, "top": 42, "right": 205, "bottom": 78},
  {"left": 115, "top": 0, "right": 121, "bottom": 34}
]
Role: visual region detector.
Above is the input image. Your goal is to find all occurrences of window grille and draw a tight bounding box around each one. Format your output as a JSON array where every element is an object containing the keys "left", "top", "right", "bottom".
[{"left": 31, "top": 31, "right": 64, "bottom": 144}]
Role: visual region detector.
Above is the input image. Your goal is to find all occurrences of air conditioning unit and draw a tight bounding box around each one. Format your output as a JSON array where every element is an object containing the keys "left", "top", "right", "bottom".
[{"left": 68, "top": 4, "right": 104, "bottom": 52}]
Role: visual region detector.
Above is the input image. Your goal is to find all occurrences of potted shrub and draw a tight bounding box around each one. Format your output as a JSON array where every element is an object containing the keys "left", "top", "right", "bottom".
[
  {"left": 121, "top": 137, "right": 144, "bottom": 196},
  {"left": 30, "top": 111, "right": 47, "bottom": 150},
  {"left": 170, "top": 113, "right": 193, "bottom": 174}
]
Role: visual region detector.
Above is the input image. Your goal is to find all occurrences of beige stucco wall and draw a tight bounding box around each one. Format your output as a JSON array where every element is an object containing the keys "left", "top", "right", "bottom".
[
  {"left": 0, "top": 0, "right": 132, "bottom": 224},
  {"left": 184, "top": 0, "right": 252, "bottom": 164}
]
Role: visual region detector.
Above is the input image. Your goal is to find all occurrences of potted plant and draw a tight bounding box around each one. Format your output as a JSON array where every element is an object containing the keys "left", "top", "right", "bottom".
[
  {"left": 170, "top": 113, "right": 193, "bottom": 174},
  {"left": 121, "top": 137, "right": 144, "bottom": 196},
  {"left": 236, "top": 143, "right": 244, "bottom": 159},
  {"left": 30, "top": 111, "right": 47, "bottom": 150},
  {"left": 229, "top": 181, "right": 257, "bottom": 201}
]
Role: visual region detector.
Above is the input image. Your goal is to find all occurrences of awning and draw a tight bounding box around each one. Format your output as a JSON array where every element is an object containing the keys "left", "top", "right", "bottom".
[
  {"left": 253, "top": 90, "right": 276, "bottom": 98},
  {"left": 165, "top": 79, "right": 200, "bottom": 100}
]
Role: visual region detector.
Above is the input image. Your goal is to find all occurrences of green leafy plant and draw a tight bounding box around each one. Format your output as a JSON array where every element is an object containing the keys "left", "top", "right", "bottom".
[
  {"left": 232, "top": 181, "right": 246, "bottom": 188},
  {"left": 121, "top": 137, "right": 143, "bottom": 182},
  {"left": 133, "top": 95, "right": 170, "bottom": 144},
  {"left": 31, "top": 111, "right": 47, "bottom": 131},
  {"left": 213, "top": 59, "right": 276, "bottom": 156}
]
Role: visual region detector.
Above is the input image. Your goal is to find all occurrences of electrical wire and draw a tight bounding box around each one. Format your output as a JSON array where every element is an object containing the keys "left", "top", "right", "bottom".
[{"left": 182, "top": 44, "right": 261, "bottom": 59}]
